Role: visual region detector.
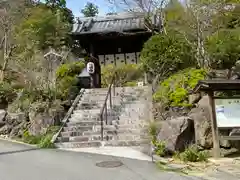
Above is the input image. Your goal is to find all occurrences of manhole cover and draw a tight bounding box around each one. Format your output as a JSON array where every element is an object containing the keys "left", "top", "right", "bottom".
[{"left": 96, "top": 161, "right": 123, "bottom": 168}]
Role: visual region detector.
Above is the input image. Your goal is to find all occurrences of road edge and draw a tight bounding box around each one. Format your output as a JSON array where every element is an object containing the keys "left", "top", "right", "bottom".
[{"left": 0, "top": 136, "right": 37, "bottom": 147}]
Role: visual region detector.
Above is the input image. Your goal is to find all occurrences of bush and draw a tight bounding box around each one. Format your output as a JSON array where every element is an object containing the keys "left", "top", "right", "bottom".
[
  {"left": 22, "top": 126, "right": 59, "bottom": 148},
  {"left": 0, "top": 82, "right": 17, "bottom": 105},
  {"left": 154, "top": 141, "right": 166, "bottom": 157},
  {"left": 149, "top": 121, "right": 161, "bottom": 143},
  {"left": 8, "top": 86, "right": 62, "bottom": 113},
  {"left": 101, "top": 64, "right": 143, "bottom": 87},
  {"left": 56, "top": 61, "right": 85, "bottom": 79},
  {"left": 56, "top": 61, "right": 85, "bottom": 100},
  {"left": 153, "top": 68, "right": 207, "bottom": 107},
  {"left": 140, "top": 31, "right": 196, "bottom": 76},
  {"left": 206, "top": 28, "right": 240, "bottom": 69},
  {"left": 174, "top": 145, "right": 209, "bottom": 162}
]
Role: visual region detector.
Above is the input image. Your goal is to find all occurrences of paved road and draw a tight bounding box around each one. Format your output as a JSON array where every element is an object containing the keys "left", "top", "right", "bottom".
[{"left": 0, "top": 140, "right": 202, "bottom": 180}]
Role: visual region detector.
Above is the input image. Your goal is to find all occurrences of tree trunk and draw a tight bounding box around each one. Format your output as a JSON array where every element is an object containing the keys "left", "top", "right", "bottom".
[{"left": 0, "top": 32, "right": 8, "bottom": 82}]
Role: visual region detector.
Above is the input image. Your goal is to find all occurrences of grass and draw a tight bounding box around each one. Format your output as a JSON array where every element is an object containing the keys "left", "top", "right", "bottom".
[{"left": 22, "top": 126, "right": 60, "bottom": 148}]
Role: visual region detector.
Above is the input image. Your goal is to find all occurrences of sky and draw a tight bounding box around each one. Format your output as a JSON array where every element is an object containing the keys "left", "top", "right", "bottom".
[{"left": 66, "top": 0, "right": 116, "bottom": 17}]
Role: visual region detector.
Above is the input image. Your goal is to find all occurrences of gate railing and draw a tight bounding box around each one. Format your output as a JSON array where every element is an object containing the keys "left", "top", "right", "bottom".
[{"left": 99, "top": 72, "right": 116, "bottom": 141}]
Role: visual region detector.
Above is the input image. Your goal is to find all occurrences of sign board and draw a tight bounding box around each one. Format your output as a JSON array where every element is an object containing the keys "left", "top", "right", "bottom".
[{"left": 215, "top": 98, "right": 240, "bottom": 128}]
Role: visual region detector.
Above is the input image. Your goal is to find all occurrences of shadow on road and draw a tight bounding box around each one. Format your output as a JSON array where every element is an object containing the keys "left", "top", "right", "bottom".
[{"left": 0, "top": 147, "right": 40, "bottom": 156}]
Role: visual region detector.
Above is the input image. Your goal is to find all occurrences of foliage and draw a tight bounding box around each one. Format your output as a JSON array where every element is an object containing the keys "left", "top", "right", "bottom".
[
  {"left": 56, "top": 61, "right": 85, "bottom": 79},
  {"left": 140, "top": 31, "right": 196, "bottom": 76},
  {"left": 0, "top": 82, "right": 17, "bottom": 105},
  {"left": 149, "top": 121, "right": 166, "bottom": 157},
  {"left": 45, "top": 0, "right": 67, "bottom": 8},
  {"left": 174, "top": 145, "right": 209, "bottom": 162},
  {"left": 149, "top": 121, "right": 161, "bottom": 143},
  {"left": 56, "top": 61, "right": 85, "bottom": 100},
  {"left": 101, "top": 64, "right": 143, "bottom": 87},
  {"left": 154, "top": 141, "right": 166, "bottom": 157},
  {"left": 81, "top": 2, "right": 99, "bottom": 17},
  {"left": 14, "top": 5, "right": 71, "bottom": 51},
  {"left": 206, "top": 28, "right": 240, "bottom": 69},
  {"left": 153, "top": 68, "right": 207, "bottom": 107},
  {"left": 22, "top": 126, "right": 59, "bottom": 148}
]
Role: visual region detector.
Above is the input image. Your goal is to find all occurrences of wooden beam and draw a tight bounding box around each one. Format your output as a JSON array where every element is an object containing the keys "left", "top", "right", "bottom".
[{"left": 208, "top": 91, "right": 221, "bottom": 158}]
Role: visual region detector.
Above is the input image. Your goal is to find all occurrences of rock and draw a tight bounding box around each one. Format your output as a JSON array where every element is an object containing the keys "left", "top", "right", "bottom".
[
  {"left": 189, "top": 93, "right": 201, "bottom": 105},
  {"left": 28, "top": 102, "right": 64, "bottom": 136},
  {"left": 189, "top": 96, "right": 231, "bottom": 149},
  {"left": 28, "top": 112, "right": 54, "bottom": 136},
  {"left": 0, "top": 125, "right": 12, "bottom": 135},
  {"left": 157, "top": 116, "right": 195, "bottom": 153},
  {"left": 0, "top": 109, "right": 6, "bottom": 127},
  {"left": 6, "top": 112, "right": 25, "bottom": 126},
  {"left": 189, "top": 96, "right": 213, "bottom": 149},
  {"left": 9, "top": 122, "right": 29, "bottom": 138}
]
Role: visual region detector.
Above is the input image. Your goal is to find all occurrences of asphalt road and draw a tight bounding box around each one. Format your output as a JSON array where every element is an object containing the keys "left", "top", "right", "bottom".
[{"left": 0, "top": 139, "right": 202, "bottom": 180}]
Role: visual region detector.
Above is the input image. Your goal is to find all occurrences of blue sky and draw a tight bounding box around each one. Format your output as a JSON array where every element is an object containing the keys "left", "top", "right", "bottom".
[{"left": 66, "top": 0, "right": 115, "bottom": 16}]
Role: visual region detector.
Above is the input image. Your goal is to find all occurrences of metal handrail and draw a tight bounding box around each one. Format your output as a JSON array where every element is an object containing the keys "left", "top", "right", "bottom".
[
  {"left": 51, "top": 89, "right": 85, "bottom": 143},
  {"left": 99, "top": 72, "right": 116, "bottom": 141}
]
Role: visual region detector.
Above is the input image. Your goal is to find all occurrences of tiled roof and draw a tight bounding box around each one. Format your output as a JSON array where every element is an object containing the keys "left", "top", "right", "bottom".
[{"left": 72, "top": 12, "right": 159, "bottom": 35}]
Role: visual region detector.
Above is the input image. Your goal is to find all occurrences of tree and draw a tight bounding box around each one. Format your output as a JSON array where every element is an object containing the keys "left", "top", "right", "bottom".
[
  {"left": 81, "top": 2, "right": 99, "bottom": 17},
  {"left": 206, "top": 28, "right": 240, "bottom": 70},
  {"left": 45, "top": 0, "right": 67, "bottom": 8},
  {"left": 0, "top": 0, "right": 31, "bottom": 81},
  {"left": 14, "top": 5, "right": 70, "bottom": 51},
  {"left": 140, "top": 30, "right": 196, "bottom": 78},
  {"left": 44, "top": 0, "right": 74, "bottom": 24}
]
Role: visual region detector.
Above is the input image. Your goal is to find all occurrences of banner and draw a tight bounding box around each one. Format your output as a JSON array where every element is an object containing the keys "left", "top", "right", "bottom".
[{"left": 215, "top": 98, "right": 240, "bottom": 128}]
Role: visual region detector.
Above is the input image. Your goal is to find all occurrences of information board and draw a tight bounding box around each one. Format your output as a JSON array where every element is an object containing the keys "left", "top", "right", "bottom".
[{"left": 215, "top": 98, "right": 240, "bottom": 128}]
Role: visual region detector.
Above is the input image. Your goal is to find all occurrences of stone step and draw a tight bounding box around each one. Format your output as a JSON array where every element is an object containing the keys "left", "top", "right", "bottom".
[
  {"left": 77, "top": 104, "right": 102, "bottom": 109},
  {"left": 55, "top": 141, "right": 102, "bottom": 148},
  {"left": 74, "top": 109, "right": 101, "bottom": 113},
  {"left": 115, "top": 128, "right": 148, "bottom": 134},
  {"left": 104, "top": 139, "right": 149, "bottom": 147},
  {"left": 66, "top": 120, "right": 103, "bottom": 126},
  {"left": 57, "top": 134, "right": 144, "bottom": 143},
  {"left": 68, "top": 117, "right": 100, "bottom": 122},
  {"left": 116, "top": 124, "right": 148, "bottom": 129},
  {"left": 60, "top": 130, "right": 115, "bottom": 137},
  {"left": 63, "top": 124, "right": 116, "bottom": 132},
  {"left": 63, "top": 125, "right": 94, "bottom": 132},
  {"left": 112, "top": 119, "right": 148, "bottom": 125},
  {"left": 70, "top": 113, "right": 118, "bottom": 120},
  {"left": 55, "top": 139, "right": 149, "bottom": 148},
  {"left": 57, "top": 134, "right": 113, "bottom": 142}
]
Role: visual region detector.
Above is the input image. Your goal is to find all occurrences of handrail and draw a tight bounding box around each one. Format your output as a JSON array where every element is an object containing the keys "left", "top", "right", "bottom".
[
  {"left": 99, "top": 72, "right": 116, "bottom": 141},
  {"left": 51, "top": 88, "right": 85, "bottom": 143}
]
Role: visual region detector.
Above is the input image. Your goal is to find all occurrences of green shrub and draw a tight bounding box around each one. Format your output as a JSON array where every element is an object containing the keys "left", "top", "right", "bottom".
[
  {"left": 0, "top": 82, "right": 17, "bottom": 105},
  {"left": 154, "top": 141, "right": 166, "bottom": 157},
  {"left": 56, "top": 61, "right": 85, "bottom": 100},
  {"left": 38, "top": 134, "right": 55, "bottom": 148},
  {"left": 149, "top": 121, "right": 161, "bottom": 143},
  {"left": 22, "top": 130, "right": 42, "bottom": 144},
  {"left": 175, "top": 145, "right": 209, "bottom": 162},
  {"left": 101, "top": 64, "right": 143, "bottom": 87},
  {"left": 140, "top": 31, "right": 196, "bottom": 76},
  {"left": 153, "top": 68, "right": 207, "bottom": 107},
  {"left": 56, "top": 61, "right": 85, "bottom": 79},
  {"left": 124, "top": 81, "right": 137, "bottom": 87},
  {"left": 22, "top": 126, "right": 59, "bottom": 148}
]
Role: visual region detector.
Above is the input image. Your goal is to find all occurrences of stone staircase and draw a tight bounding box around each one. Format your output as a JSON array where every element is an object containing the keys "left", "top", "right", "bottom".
[{"left": 54, "top": 86, "right": 152, "bottom": 148}]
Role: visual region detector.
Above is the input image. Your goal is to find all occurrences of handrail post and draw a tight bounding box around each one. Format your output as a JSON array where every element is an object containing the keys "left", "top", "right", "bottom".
[
  {"left": 100, "top": 113, "right": 103, "bottom": 141},
  {"left": 105, "top": 105, "right": 108, "bottom": 125},
  {"left": 109, "top": 85, "right": 112, "bottom": 111},
  {"left": 113, "top": 81, "right": 116, "bottom": 96}
]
